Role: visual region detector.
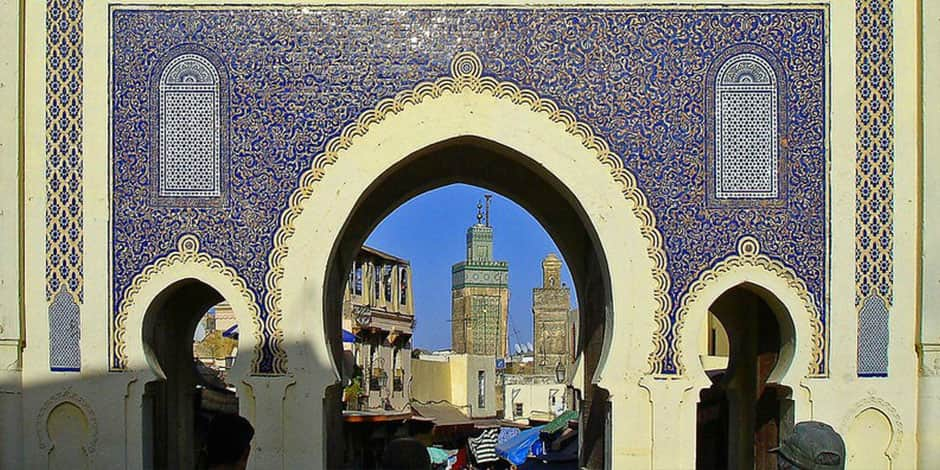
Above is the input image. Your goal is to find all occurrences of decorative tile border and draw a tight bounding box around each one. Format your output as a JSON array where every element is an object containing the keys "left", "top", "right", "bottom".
[
  {"left": 855, "top": 0, "right": 894, "bottom": 377},
  {"left": 46, "top": 0, "right": 83, "bottom": 372}
]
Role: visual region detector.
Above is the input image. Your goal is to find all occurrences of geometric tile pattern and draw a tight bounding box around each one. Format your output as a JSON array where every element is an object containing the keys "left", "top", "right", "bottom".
[
  {"left": 49, "top": 287, "right": 81, "bottom": 372},
  {"left": 855, "top": 0, "right": 894, "bottom": 377},
  {"left": 46, "top": 0, "right": 83, "bottom": 371},
  {"left": 470, "top": 295, "right": 502, "bottom": 355},
  {"left": 111, "top": 9, "right": 827, "bottom": 374},
  {"left": 857, "top": 294, "right": 889, "bottom": 377},
  {"left": 715, "top": 53, "right": 779, "bottom": 200},
  {"left": 150, "top": 45, "right": 231, "bottom": 207},
  {"left": 158, "top": 54, "right": 222, "bottom": 198},
  {"left": 706, "top": 43, "right": 788, "bottom": 209}
]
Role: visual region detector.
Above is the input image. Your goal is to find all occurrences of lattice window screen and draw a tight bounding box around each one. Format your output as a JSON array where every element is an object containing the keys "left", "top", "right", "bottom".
[
  {"left": 158, "top": 54, "right": 221, "bottom": 198},
  {"left": 715, "top": 54, "right": 778, "bottom": 200}
]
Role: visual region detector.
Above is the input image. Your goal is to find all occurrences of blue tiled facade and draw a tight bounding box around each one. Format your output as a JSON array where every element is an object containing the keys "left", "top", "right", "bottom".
[
  {"left": 110, "top": 8, "right": 827, "bottom": 374},
  {"left": 855, "top": 0, "right": 894, "bottom": 377},
  {"left": 46, "top": 0, "right": 83, "bottom": 372}
]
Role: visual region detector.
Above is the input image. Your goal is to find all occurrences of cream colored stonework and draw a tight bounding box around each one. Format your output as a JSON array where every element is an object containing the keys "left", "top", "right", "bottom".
[{"left": 0, "top": 0, "right": 931, "bottom": 469}]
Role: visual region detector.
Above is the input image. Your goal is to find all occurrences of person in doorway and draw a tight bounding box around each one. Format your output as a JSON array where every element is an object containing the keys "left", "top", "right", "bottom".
[
  {"left": 770, "top": 420, "right": 845, "bottom": 470},
  {"left": 381, "top": 437, "right": 431, "bottom": 470},
  {"left": 207, "top": 414, "right": 255, "bottom": 470}
]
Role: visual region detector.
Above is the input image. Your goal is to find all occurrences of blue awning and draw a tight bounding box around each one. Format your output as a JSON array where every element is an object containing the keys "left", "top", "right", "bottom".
[
  {"left": 342, "top": 329, "right": 357, "bottom": 343},
  {"left": 222, "top": 324, "right": 239, "bottom": 339},
  {"left": 496, "top": 425, "right": 545, "bottom": 465}
]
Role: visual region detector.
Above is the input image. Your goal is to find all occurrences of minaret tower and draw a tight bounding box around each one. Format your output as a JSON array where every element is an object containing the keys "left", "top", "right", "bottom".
[
  {"left": 533, "top": 253, "right": 571, "bottom": 375},
  {"left": 451, "top": 195, "right": 510, "bottom": 357}
]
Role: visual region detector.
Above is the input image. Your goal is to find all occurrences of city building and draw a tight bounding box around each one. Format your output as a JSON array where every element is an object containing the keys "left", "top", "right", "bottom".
[
  {"left": 700, "top": 312, "right": 732, "bottom": 372},
  {"left": 1, "top": 2, "right": 937, "bottom": 468},
  {"left": 500, "top": 255, "right": 577, "bottom": 423},
  {"left": 342, "top": 246, "right": 414, "bottom": 413},
  {"left": 504, "top": 374, "right": 568, "bottom": 424},
  {"left": 532, "top": 254, "right": 574, "bottom": 376},
  {"left": 411, "top": 351, "right": 497, "bottom": 419},
  {"left": 192, "top": 305, "right": 238, "bottom": 377},
  {"left": 451, "top": 197, "right": 510, "bottom": 358}
]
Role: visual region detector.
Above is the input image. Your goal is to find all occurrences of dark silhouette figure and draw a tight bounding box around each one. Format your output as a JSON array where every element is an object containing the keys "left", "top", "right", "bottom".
[
  {"left": 207, "top": 414, "right": 255, "bottom": 470},
  {"left": 382, "top": 437, "right": 431, "bottom": 470}
]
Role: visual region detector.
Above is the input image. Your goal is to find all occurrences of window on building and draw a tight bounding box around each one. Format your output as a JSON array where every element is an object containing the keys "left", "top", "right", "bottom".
[
  {"left": 713, "top": 53, "right": 779, "bottom": 200},
  {"left": 399, "top": 266, "right": 408, "bottom": 306},
  {"left": 372, "top": 263, "right": 381, "bottom": 302},
  {"left": 157, "top": 53, "right": 223, "bottom": 199},
  {"left": 349, "top": 262, "right": 355, "bottom": 293},
  {"left": 478, "top": 370, "right": 486, "bottom": 409},
  {"left": 514, "top": 402, "right": 523, "bottom": 418},
  {"left": 353, "top": 263, "right": 362, "bottom": 296},
  {"left": 368, "top": 344, "right": 379, "bottom": 391},
  {"left": 392, "top": 347, "right": 402, "bottom": 392},
  {"left": 383, "top": 265, "right": 393, "bottom": 302}
]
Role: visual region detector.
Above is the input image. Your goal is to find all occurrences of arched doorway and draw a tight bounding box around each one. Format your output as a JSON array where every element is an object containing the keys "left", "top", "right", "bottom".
[
  {"left": 321, "top": 137, "right": 613, "bottom": 467},
  {"left": 273, "top": 69, "right": 664, "bottom": 467},
  {"left": 141, "top": 279, "right": 240, "bottom": 469},
  {"left": 695, "top": 284, "right": 795, "bottom": 470}
]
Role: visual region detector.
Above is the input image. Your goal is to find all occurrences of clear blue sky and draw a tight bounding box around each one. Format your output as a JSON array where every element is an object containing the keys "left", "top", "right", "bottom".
[{"left": 364, "top": 184, "right": 578, "bottom": 351}]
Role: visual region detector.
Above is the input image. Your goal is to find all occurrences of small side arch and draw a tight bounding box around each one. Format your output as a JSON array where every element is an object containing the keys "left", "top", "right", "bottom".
[
  {"left": 36, "top": 389, "right": 98, "bottom": 468},
  {"left": 113, "top": 234, "right": 262, "bottom": 379},
  {"left": 842, "top": 396, "right": 903, "bottom": 466},
  {"left": 676, "top": 236, "right": 824, "bottom": 394},
  {"left": 116, "top": 234, "right": 263, "bottom": 468}
]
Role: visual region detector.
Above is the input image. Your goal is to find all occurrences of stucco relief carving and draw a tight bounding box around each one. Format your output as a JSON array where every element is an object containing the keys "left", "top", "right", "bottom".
[
  {"left": 36, "top": 388, "right": 98, "bottom": 457},
  {"left": 672, "top": 236, "right": 825, "bottom": 376},
  {"left": 111, "top": 234, "right": 264, "bottom": 373},
  {"left": 841, "top": 393, "right": 903, "bottom": 462},
  {"left": 918, "top": 344, "right": 940, "bottom": 377}
]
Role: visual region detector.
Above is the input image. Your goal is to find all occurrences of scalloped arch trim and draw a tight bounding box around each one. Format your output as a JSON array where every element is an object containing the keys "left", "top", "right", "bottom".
[
  {"left": 111, "top": 234, "right": 265, "bottom": 372},
  {"left": 262, "top": 52, "right": 674, "bottom": 375},
  {"left": 672, "top": 236, "right": 826, "bottom": 376}
]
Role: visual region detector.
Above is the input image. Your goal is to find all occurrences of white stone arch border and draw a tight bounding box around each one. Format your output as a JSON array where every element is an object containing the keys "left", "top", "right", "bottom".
[
  {"left": 36, "top": 388, "right": 98, "bottom": 461},
  {"left": 841, "top": 394, "right": 903, "bottom": 463},
  {"left": 675, "top": 236, "right": 826, "bottom": 393},
  {"left": 112, "top": 234, "right": 263, "bottom": 379},
  {"left": 270, "top": 51, "right": 670, "bottom": 385}
]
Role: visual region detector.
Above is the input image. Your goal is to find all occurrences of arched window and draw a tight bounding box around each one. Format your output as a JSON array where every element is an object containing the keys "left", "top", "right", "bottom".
[
  {"left": 153, "top": 50, "right": 228, "bottom": 205},
  {"left": 711, "top": 52, "right": 782, "bottom": 203}
]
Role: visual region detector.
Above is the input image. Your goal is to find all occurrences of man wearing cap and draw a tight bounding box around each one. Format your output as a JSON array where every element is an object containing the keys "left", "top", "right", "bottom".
[{"left": 770, "top": 421, "right": 846, "bottom": 470}]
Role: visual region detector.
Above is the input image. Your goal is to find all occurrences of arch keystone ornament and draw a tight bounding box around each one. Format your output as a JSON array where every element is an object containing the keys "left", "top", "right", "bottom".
[
  {"left": 263, "top": 51, "right": 674, "bottom": 375},
  {"left": 110, "top": 234, "right": 264, "bottom": 373},
  {"left": 673, "top": 236, "right": 826, "bottom": 377}
]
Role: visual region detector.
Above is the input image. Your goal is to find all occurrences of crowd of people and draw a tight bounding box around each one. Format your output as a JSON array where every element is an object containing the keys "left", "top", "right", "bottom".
[{"left": 203, "top": 414, "right": 846, "bottom": 470}]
